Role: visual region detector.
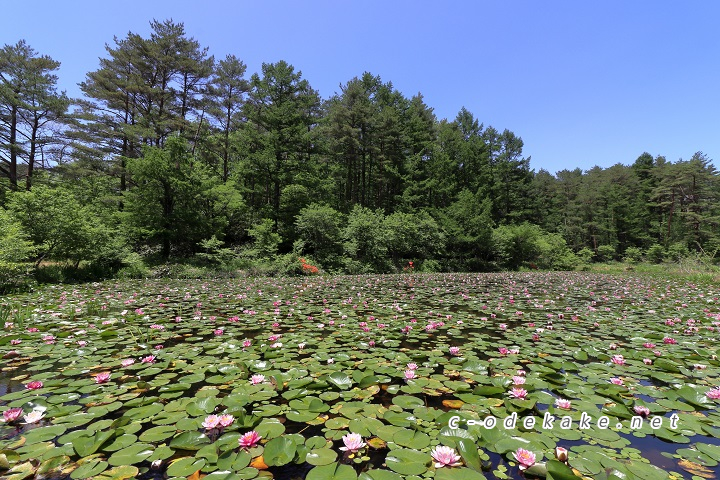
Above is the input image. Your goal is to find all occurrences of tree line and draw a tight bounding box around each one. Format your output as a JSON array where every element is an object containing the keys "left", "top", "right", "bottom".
[{"left": 1, "top": 20, "right": 718, "bottom": 284}]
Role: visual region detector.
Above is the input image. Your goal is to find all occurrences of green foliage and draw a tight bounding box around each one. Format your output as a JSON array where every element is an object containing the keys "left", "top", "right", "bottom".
[
  {"left": 576, "top": 247, "right": 595, "bottom": 264},
  {"left": 7, "top": 185, "right": 119, "bottom": 267},
  {"left": 123, "top": 137, "right": 220, "bottom": 258},
  {"left": 342, "top": 205, "right": 391, "bottom": 273},
  {"left": 646, "top": 244, "right": 665, "bottom": 263},
  {"left": 492, "top": 223, "right": 577, "bottom": 271},
  {"left": 595, "top": 245, "right": 616, "bottom": 262},
  {"left": 666, "top": 242, "right": 690, "bottom": 262},
  {"left": 383, "top": 210, "right": 445, "bottom": 265},
  {"left": 623, "top": 246, "right": 643, "bottom": 263},
  {"left": 295, "top": 204, "right": 344, "bottom": 268},
  {"left": 195, "top": 236, "right": 236, "bottom": 266},
  {"left": 248, "top": 219, "right": 282, "bottom": 259}
]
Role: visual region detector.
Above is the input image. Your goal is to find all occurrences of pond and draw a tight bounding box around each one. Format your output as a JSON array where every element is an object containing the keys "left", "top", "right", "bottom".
[{"left": 1, "top": 272, "right": 719, "bottom": 479}]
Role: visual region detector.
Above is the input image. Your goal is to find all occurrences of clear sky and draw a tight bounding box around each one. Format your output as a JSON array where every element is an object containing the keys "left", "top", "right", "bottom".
[{"left": 3, "top": 1, "right": 719, "bottom": 174}]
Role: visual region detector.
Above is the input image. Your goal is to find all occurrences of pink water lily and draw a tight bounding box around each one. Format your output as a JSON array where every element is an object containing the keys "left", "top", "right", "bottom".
[
  {"left": 141, "top": 355, "right": 156, "bottom": 363},
  {"left": 121, "top": 358, "right": 135, "bottom": 367},
  {"left": 219, "top": 414, "right": 234, "bottom": 427},
  {"left": 95, "top": 372, "right": 111, "bottom": 384},
  {"left": 633, "top": 405, "right": 650, "bottom": 417},
  {"left": 250, "top": 374, "right": 265, "bottom": 385},
  {"left": 26, "top": 381, "right": 43, "bottom": 390},
  {"left": 706, "top": 388, "right": 720, "bottom": 400},
  {"left": 510, "top": 387, "right": 528, "bottom": 399},
  {"left": 404, "top": 369, "right": 417, "bottom": 381},
  {"left": 238, "top": 430, "right": 262, "bottom": 449},
  {"left": 431, "top": 445, "right": 462, "bottom": 468},
  {"left": 449, "top": 346, "right": 460, "bottom": 356},
  {"left": 555, "top": 398, "right": 572, "bottom": 409},
  {"left": 202, "top": 415, "right": 220, "bottom": 429},
  {"left": 339, "top": 433, "right": 366, "bottom": 453},
  {"left": 513, "top": 448, "right": 536, "bottom": 470},
  {"left": 2, "top": 408, "right": 23, "bottom": 423}
]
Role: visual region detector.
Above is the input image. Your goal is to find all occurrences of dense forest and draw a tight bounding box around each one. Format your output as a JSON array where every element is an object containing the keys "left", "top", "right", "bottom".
[{"left": 1, "top": 20, "right": 718, "bottom": 285}]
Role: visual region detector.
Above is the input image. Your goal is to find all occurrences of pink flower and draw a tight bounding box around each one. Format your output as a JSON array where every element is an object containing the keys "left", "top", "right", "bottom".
[
  {"left": 449, "top": 346, "right": 460, "bottom": 356},
  {"left": 214, "top": 329, "right": 224, "bottom": 336},
  {"left": 10, "top": 339, "right": 21, "bottom": 345},
  {"left": 2, "top": 408, "right": 23, "bottom": 422},
  {"left": 141, "top": 355, "right": 156, "bottom": 363},
  {"left": 404, "top": 370, "right": 417, "bottom": 381},
  {"left": 368, "top": 340, "right": 375, "bottom": 347},
  {"left": 706, "top": 388, "right": 720, "bottom": 400},
  {"left": 22, "top": 410, "right": 44, "bottom": 424},
  {"left": 407, "top": 363, "right": 418, "bottom": 370},
  {"left": 555, "top": 446, "right": 568, "bottom": 463},
  {"left": 26, "top": 381, "right": 43, "bottom": 390},
  {"left": 510, "top": 387, "right": 528, "bottom": 399},
  {"left": 513, "top": 448, "right": 536, "bottom": 470},
  {"left": 121, "top": 358, "right": 135, "bottom": 367},
  {"left": 238, "top": 430, "right": 262, "bottom": 449},
  {"left": 499, "top": 323, "right": 507, "bottom": 330},
  {"left": 95, "top": 372, "right": 111, "bottom": 384},
  {"left": 643, "top": 343, "right": 656, "bottom": 348},
  {"left": 643, "top": 358, "right": 652, "bottom": 365},
  {"left": 250, "top": 374, "right": 265, "bottom": 385},
  {"left": 431, "top": 445, "right": 462, "bottom": 468},
  {"left": 633, "top": 406, "right": 650, "bottom": 417},
  {"left": 339, "top": 433, "right": 366, "bottom": 453},
  {"left": 611, "top": 355, "right": 625, "bottom": 366},
  {"left": 242, "top": 339, "right": 252, "bottom": 348},
  {"left": 202, "top": 415, "right": 220, "bottom": 429},
  {"left": 498, "top": 347, "right": 509, "bottom": 356},
  {"left": 663, "top": 337, "right": 677, "bottom": 344},
  {"left": 610, "top": 377, "right": 624, "bottom": 385},
  {"left": 219, "top": 414, "right": 234, "bottom": 428},
  {"left": 555, "top": 398, "right": 572, "bottom": 409},
  {"left": 512, "top": 376, "right": 526, "bottom": 385}
]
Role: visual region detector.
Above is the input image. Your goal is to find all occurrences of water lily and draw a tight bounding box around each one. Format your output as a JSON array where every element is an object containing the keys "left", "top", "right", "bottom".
[
  {"left": 238, "top": 430, "right": 262, "bottom": 449},
  {"left": 512, "top": 376, "right": 526, "bottom": 385},
  {"left": 633, "top": 405, "right": 650, "bottom": 417},
  {"left": 121, "top": 358, "right": 135, "bottom": 367},
  {"left": 250, "top": 374, "right": 265, "bottom": 385},
  {"left": 555, "top": 398, "right": 572, "bottom": 409},
  {"left": 2, "top": 408, "right": 23, "bottom": 423},
  {"left": 219, "top": 414, "right": 234, "bottom": 427},
  {"left": 555, "top": 446, "right": 568, "bottom": 463},
  {"left": 339, "top": 433, "right": 366, "bottom": 453},
  {"left": 25, "top": 380, "right": 43, "bottom": 390},
  {"left": 23, "top": 410, "right": 45, "bottom": 424},
  {"left": 513, "top": 447, "right": 536, "bottom": 470},
  {"left": 404, "top": 369, "right": 416, "bottom": 381},
  {"left": 202, "top": 415, "right": 220, "bottom": 429},
  {"left": 611, "top": 355, "right": 625, "bottom": 366},
  {"left": 431, "top": 445, "right": 462, "bottom": 468},
  {"left": 510, "top": 387, "right": 528, "bottom": 399},
  {"left": 706, "top": 388, "right": 720, "bottom": 400},
  {"left": 406, "top": 362, "right": 418, "bottom": 370},
  {"left": 95, "top": 372, "right": 111, "bottom": 384},
  {"left": 610, "top": 377, "right": 624, "bottom": 385},
  {"left": 449, "top": 346, "right": 460, "bottom": 356},
  {"left": 141, "top": 355, "right": 156, "bottom": 363}
]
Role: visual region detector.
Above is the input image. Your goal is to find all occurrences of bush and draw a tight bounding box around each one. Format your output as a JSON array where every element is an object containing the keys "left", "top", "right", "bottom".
[
  {"left": 595, "top": 245, "right": 616, "bottom": 262},
  {"left": 248, "top": 219, "right": 282, "bottom": 259},
  {"left": 623, "top": 246, "right": 643, "bottom": 263},
  {"left": 666, "top": 242, "right": 690, "bottom": 262},
  {"left": 576, "top": 248, "right": 594, "bottom": 264},
  {"left": 646, "top": 244, "right": 665, "bottom": 263}
]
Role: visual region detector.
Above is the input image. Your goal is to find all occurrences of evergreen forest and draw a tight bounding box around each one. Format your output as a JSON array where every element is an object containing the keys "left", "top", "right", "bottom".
[{"left": 2, "top": 20, "right": 718, "bottom": 287}]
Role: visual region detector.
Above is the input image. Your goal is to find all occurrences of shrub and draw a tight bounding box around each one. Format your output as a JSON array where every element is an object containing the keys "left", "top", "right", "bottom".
[
  {"left": 646, "top": 244, "right": 665, "bottom": 263},
  {"left": 595, "top": 245, "right": 616, "bottom": 262},
  {"left": 623, "top": 246, "right": 643, "bottom": 263},
  {"left": 666, "top": 242, "right": 690, "bottom": 262}
]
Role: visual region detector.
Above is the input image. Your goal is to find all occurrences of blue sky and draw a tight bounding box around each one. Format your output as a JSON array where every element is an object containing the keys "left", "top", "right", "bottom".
[{"left": 3, "top": 1, "right": 719, "bottom": 174}]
